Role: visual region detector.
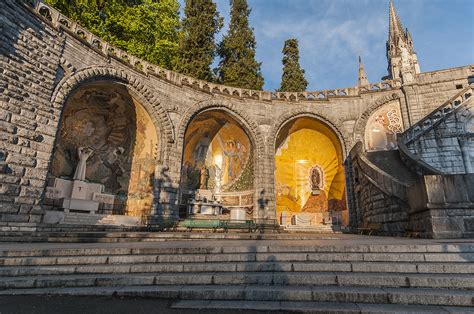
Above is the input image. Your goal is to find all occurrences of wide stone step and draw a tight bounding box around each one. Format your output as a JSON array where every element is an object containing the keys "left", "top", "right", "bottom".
[
  {"left": 1, "top": 242, "right": 473, "bottom": 257},
  {"left": 0, "top": 261, "right": 473, "bottom": 276},
  {"left": 0, "top": 272, "right": 472, "bottom": 290},
  {"left": 1, "top": 251, "right": 473, "bottom": 266},
  {"left": 171, "top": 300, "right": 472, "bottom": 313},
  {"left": 0, "top": 285, "right": 472, "bottom": 307}
]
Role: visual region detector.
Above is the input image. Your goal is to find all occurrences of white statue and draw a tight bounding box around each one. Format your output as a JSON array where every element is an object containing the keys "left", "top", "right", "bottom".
[{"left": 73, "top": 147, "right": 93, "bottom": 181}]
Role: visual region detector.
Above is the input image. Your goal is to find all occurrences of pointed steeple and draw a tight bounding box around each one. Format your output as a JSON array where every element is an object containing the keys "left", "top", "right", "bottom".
[
  {"left": 385, "top": 0, "right": 420, "bottom": 82},
  {"left": 388, "top": 0, "right": 405, "bottom": 48},
  {"left": 358, "top": 56, "right": 369, "bottom": 87}
]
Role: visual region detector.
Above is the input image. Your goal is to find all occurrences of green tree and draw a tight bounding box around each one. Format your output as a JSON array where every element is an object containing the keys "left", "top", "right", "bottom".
[
  {"left": 175, "top": 0, "right": 222, "bottom": 81},
  {"left": 279, "top": 39, "right": 308, "bottom": 92},
  {"left": 216, "top": 0, "right": 264, "bottom": 90},
  {"left": 44, "top": 0, "right": 180, "bottom": 69}
]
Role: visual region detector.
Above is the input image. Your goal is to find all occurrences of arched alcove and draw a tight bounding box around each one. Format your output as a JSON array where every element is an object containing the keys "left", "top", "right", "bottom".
[
  {"left": 180, "top": 110, "right": 255, "bottom": 219},
  {"left": 275, "top": 117, "right": 348, "bottom": 227},
  {"left": 364, "top": 102, "right": 403, "bottom": 151},
  {"left": 47, "top": 82, "right": 159, "bottom": 218}
]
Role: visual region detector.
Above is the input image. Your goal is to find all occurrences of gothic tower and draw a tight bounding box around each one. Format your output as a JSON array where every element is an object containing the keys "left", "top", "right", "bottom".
[
  {"left": 358, "top": 56, "right": 369, "bottom": 87},
  {"left": 386, "top": 0, "right": 421, "bottom": 83}
]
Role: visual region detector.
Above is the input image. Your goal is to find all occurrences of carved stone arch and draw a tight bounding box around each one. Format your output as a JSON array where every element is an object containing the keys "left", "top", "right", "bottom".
[
  {"left": 50, "top": 66, "right": 175, "bottom": 162},
  {"left": 176, "top": 99, "right": 265, "bottom": 159},
  {"left": 267, "top": 110, "right": 348, "bottom": 158},
  {"left": 353, "top": 92, "right": 402, "bottom": 145}
]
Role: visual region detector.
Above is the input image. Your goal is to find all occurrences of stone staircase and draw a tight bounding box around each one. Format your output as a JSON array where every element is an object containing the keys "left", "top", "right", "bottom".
[
  {"left": 365, "top": 150, "right": 418, "bottom": 186},
  {"left": 398, "top": 86, "right": 473, "bottom": 176},
  {"left": 0, "top": 241, "right": 472, "bottom": 312}
]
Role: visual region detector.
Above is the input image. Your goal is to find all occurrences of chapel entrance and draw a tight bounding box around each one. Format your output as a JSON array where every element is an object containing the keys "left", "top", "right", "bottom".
[
  {"left": 46, "top": 83, "right": 159, "bottom": 219},
  {"left": 180, "top": 110, "right": 254, "bottom": 220},
  {"left": 275, "top": 117, "right": 348, "bottom": 228}
]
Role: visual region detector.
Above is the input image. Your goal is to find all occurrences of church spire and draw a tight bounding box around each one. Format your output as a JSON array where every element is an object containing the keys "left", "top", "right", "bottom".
[
  {"left": 385, "top": 0, "right": 420, "bottom": 82},
  {"left": 388, "top": 0, "right": 405, "bottom": 47},
  {"left": 358, "top": 56, "right": 369, "bottom": 87}
]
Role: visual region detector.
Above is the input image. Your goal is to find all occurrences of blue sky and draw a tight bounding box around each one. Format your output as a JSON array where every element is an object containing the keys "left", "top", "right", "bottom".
[{"left": 178, "top": 0, "right": 474, "bottom": 91}]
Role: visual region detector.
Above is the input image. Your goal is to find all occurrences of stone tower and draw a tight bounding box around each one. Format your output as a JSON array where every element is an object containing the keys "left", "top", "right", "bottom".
[
  {"left": 357, "top": 56, "right": 369, "bottom": 87},
  {"left": 386, "top": 0, "right": 421, "bottom": 83}
]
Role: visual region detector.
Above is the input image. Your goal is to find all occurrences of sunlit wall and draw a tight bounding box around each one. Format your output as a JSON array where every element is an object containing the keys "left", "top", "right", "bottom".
[{"left": 275, "top": 118, "right": 347, "bottom": 224}]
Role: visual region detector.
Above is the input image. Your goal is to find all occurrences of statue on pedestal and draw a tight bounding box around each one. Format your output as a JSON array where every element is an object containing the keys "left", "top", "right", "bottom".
[
  {"left": 199, "top": 166, "right": 209, "bottom": 189},
  {"left": 310, "top": 166, "right": 323, "bottom": 195},
  {"left": 73, "top": 147, "right": 93, "bottom": 181}
]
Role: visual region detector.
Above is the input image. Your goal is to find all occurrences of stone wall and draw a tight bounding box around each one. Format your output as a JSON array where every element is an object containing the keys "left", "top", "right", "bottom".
[
  {"left": 0, "top": 0, "right": 64, "bottom": 223},
  {"left": 355, "top": 173, "right": 409, "bottom": 235},
  {"left": 404, "top": 91, "right": 473, "bottom": 174},
  {"left": 403, "top": 67, "right": 471, "bottom": 125},
  {"left": 349, "top": 144, "right": 410, "bottom": 234},
  {"left": 407, "top": 174, "right": 474, "bottom": 238},
  {"left": 1, "top": 0, "right": 473, "bottom": 233}
]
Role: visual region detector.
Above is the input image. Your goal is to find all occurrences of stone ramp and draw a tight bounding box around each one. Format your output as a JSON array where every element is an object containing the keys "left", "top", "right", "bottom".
[{"left": 0, "top": 239, "right": 472, "bottom": 311}]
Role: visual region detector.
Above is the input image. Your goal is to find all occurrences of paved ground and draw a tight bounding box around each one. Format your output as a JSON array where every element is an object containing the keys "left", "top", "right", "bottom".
[{"left": 0, "top": 296, "right": 267, "bottom": 314}]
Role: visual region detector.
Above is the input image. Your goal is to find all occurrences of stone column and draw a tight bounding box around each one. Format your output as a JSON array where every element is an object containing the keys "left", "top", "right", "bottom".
[
  {"left": 401, "top": 84, "right": 422, "bottom": 126},
  {"left": 151, "top": 163, "right": 180, "bottom": 221},
  {"left": 253, "top": 124, "right": 276, "bottom": 221}
]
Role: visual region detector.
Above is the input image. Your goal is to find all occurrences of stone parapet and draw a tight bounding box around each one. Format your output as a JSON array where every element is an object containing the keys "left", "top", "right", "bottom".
[{"left": 407, "top": 174, "right": 474, "bottom": 238}]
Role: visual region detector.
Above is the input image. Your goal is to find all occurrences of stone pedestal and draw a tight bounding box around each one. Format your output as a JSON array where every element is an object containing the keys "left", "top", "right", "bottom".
[
  {"left": 61, "top": 198, "right": 99, "bottom": 213},
  {"left": 294, "top": 214, "right": 312, "bottom": 226},
  {"left": 200, "top": 204, "right": 215, "bottom": 215},
  {"left": 231, "top": 208, "right": 246, "bottom": 221},
  {"left": 197, "top": 189, "right": 213, "bottom": 202},
  {"left": 187, "top": 202, "right": 223, "bottom": 216},
  {"left": 71, "top": 180, "right": 88, "bottom": 199},
  {"left": 47, "top": 178, "right": 114, "bottom": 215}
]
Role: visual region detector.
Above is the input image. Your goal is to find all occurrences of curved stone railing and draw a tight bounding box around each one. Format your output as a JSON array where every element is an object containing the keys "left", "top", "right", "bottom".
[
  {"left": 25, "top": 0, "right": 401, "bottom": 102},
  {"left": 398, "top": 85, "right": 472, "bottom": 175}
]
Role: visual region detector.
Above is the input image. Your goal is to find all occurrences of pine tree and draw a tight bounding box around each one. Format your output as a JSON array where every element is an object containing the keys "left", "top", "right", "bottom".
[
  {"left": 44, "top": 0, "right": 181, "bottom": 69},
  {"left": 175, "top": 0, "right": 222, "bottom": 81},
  {"left": 216, "top": 0, "right": 264, "bottom": 90},
  {"left": 279, "top": 39, "right": 308, "bottom": 92}
]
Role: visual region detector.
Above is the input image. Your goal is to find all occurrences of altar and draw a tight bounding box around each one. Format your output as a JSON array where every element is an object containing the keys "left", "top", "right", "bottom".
[{"left": 45, "top": 147, "right": 115, "bottom": 214}]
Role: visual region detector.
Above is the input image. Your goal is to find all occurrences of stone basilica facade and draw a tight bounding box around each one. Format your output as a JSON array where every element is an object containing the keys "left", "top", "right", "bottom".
[{"left": 1, "top": 0, "right": 473, "bottom": 238}]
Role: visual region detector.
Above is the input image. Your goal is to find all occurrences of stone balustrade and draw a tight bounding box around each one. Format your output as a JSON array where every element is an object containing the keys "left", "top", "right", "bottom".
[
  {"left": 397, "top": 86, "right": 472, "bottom": 175},
  {"left": 28, "top": 0, "right": 400, "bottom": 104},
  {"left": 402, "top": 86, "right": 472, "bottom": 145}
]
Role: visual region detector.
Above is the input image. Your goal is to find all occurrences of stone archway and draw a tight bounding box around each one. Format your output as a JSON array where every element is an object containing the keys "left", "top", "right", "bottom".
[
  {"left": 46, "top": 82, "right": 160, "bottom": 219},
  {"left": 273, "top": 116, "right": 348, "bottom": 228},
  {"left": 51, "top": 66, "right": 175, "bottom": 162},
  {"left": 353, "top": 93, "right": 402, "bottom": 147},
  {"left": 178, "top": 108, "right": 260, "bottom": 220},
  {"left": 176, "top": 101, "right": 266, "bottom": 218}
]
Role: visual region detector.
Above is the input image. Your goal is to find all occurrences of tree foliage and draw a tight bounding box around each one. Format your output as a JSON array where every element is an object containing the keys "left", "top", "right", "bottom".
[
  {"left": 175, "top": 0, "right": 222, "bottom": 81},
  {"left": 44, "top": 0, "right": 180, "bottom": 69},
  {"left": 216, "top": 0, "right": 264, "bottom": 90},
  {"left": 279, "top": 39, "right": 308, "bottom": 92}
]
